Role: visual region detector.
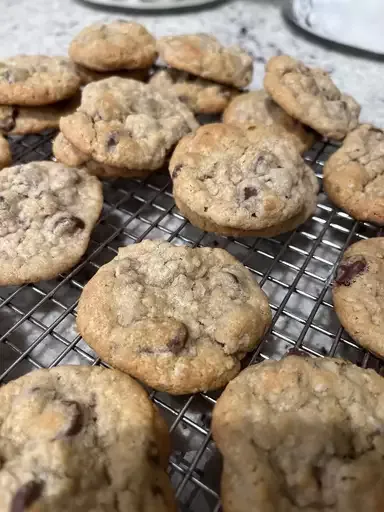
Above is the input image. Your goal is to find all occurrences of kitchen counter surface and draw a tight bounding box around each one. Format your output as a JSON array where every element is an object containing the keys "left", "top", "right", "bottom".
[{"left": 1, "top": 0, "right": 384, "bottom": 126}]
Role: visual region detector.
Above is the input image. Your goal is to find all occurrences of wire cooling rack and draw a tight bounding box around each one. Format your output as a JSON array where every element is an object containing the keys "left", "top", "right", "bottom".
[{"left": 0, "top": 130, "right": 383, "bottom": 511}]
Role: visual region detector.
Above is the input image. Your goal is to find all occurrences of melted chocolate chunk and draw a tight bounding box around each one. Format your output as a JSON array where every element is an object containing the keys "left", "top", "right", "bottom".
[
  {"left": 53, "top": 215, "right": 85, "bottom": 236},
  {"left": 151, "top": 484, "right": 164, "bottom": 497},
  {"left": 107, "top": 132, "right": 119, "bottom": 150},
  {"left": 244, "top": 187, "right": 258, "bottom": 200},
  {"left": 172, "top": 164, "right": 183, "bottom": 179},
  {"left": 167, "top": 324, "right": 188, "bottom": 355},
  {"left": 11, "top": 480, "right": 44, "bottom": 512},
  {"left": 334, "top": 258, "right": 367, "bottom": 286},
  {"left": 286, "top": 347, "right": 307, "bottom": 357},
  {"left": 54, "top": 400, "right": 83, "bottom": 439}
]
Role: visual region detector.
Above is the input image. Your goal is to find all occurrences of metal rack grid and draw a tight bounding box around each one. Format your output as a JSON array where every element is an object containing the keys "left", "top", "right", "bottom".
[{"left": 0, "top": 131, "right": 383, "bottom": 511}]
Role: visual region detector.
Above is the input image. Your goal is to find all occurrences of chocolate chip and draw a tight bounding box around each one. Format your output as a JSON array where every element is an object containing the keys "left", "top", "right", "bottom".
[
  {"left": 11, "top": 480, "right": 44, "bottom": 512},
  {"left": 102, "top": 464, "right": 113, "bottom": 486},
  {"left": 167, "top": 324, "right": 188, "bottom": 355},
  {"left": 178, "top": 95, "right": 189, "bottom": 104},
  {"left": 171, "top": 164, "right": 183, "bottom": 179},
  {"left": 148, "top": 441, "right": 161, "bottom": 465},
  {"left": 239, "top": 26, "right": 248, "bottom": 36},
  {"left": 53, "top": 215, "right": 85, "bottom": 236},
  {"left": 151, "top": 485, "right": 164, "bottom": 497},
  {"left": 286, "top": 347, "right": 307, "bottom": 357},
  {"left": 137, "top": 347, "right": 156, "bottom": 355},
  {"left": 54, "top": 400, "right": 83, "bottom": 439},
  {"left": 107, "top": 132, "right": 119, "bottom": 150},
  {"left": 255, "top": 155, "right": 265, "bottom": 167},
  {"left": 334, "top": 258, "right": 367, "bottom": 286},
  {"left": 244, "top": 187, "right": 258, "bottom": 200}
]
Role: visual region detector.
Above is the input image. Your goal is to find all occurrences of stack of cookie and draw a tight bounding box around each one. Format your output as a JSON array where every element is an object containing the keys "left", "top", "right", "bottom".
[
  {"left": 165, "top": 53, "right": 364, "bottom": 237},
  {"left": 150, "top": 33, "right": 253, "bottom": 115},
  {"left": 53, "top": 22, "right": 200, "bottom": 178},
  {"left": 222, "top": 54, "right": 361, "bottom": 152},
  {"left": 55, "top": 76, "right": 198, "bottom": 178},
  {"left": 68, "top": 21, "right": 157, "bottom": 83},
  {"left": 0, "top": 55, "right": 82, "bottom": 147}
]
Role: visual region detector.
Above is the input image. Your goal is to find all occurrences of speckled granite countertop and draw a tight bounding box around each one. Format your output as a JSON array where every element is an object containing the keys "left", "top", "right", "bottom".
[{"left": 1, "top": 0, "right": 383, "bottom": 125}]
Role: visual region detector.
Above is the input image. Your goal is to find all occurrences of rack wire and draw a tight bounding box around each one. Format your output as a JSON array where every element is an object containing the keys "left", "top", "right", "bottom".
[{"left": 0, "top": 131, "right": 383, "bottom": 511}]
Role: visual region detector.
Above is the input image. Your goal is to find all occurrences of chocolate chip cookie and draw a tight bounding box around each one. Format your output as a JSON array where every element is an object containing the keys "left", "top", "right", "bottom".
[
  {"left": 170, "top": 123, "right": 319, "bottom": 237},
  {"left": 0, "top": 56, "right": 81, "bottom": 106},
  {"left": 212, "top": 356, "right": 384, "bottom": 512},
  {"left": 324, "top": 124, "right": 384, "bottom": 224},
  {"left": 53, "top": 132, "right": 151, "bottom": 179},
  {"left": 77, "top": 240, "right": 272, "bottom": 394},
  {"left": 0, "top": 365, "right": 176, "bottom": 512},
  {"left": 223, "top": 89, "right": 314, "bottom": 154},
  {"left": 149, "top": 68, "right": 237, "bottom": 115},
  {"left": 60, "top": 77, "right": 198, "bottom": 171},
  {"left": 264, "top": 55, "right": 360, "bottom": 140},
  {"left": 69, "top": 21, "right": 157, "bottom": 72},
  {"left": 0, "top": 134, "right": 11, "bottom": 170},
  {"left": 0, "top": 96, "right": 79, "bottom": 136},
  {"left": 0, "top": 161, "right": 103, "bottom": 285},
  {"left": 157, "top": 34, "right": 253, "bottom": 89},
  {"left": 333, "top": 237, "right": 384, "bottom": 357}
]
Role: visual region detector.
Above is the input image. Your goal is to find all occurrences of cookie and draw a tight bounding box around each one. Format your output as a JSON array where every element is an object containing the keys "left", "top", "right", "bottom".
[
  {"left": 0, "top": 95, "right": 79, "bottom": 135},
  {"left": 169, "top": 123, "right": 319, "bottom": 237},
  {"left": 212, "top": 356, "right": 384, "bottom": 512},
  {"left": 60, "top": 77, "right": 198, "bottom": 171},
  {"left": 323, "top": 124, "right": 384, "bottom": 224},
  {"left": 0, "top": 55, "right": 81, "bottom": 106},
  {"left": 77, "top": 240, "right": 272, "bottom": 394},
  {"left": 0, "top": 161, "right": 103, "bottom": 285},
  {"left": 0, "top": 134, "right": 11, "bottom": 170},
  {"left": 157, "top": 34, "right": 253, "bottom": 89},
  {"left": 0, "top": 365, "right": 176, "bottom": 512},
  {"left": 69, "top": 21, "right": 157, "bottom": 72},
  {"left": 333, "top": 236, "right": 384, "bottom": 357},
  {"left": 223, "top": 89, "right": 315, "bottom": 154},
  {"left": 264, "top": 55, "right": 360, "bottom": 140},
  {"left": 74, "top": 63, "right": 149, "bottom": 86},
  {"left": 53, "top": 132, "right": 151, "bottom": 179},
  {"left": 149, "top": 68, "right": 237, "bottom": 115}
]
